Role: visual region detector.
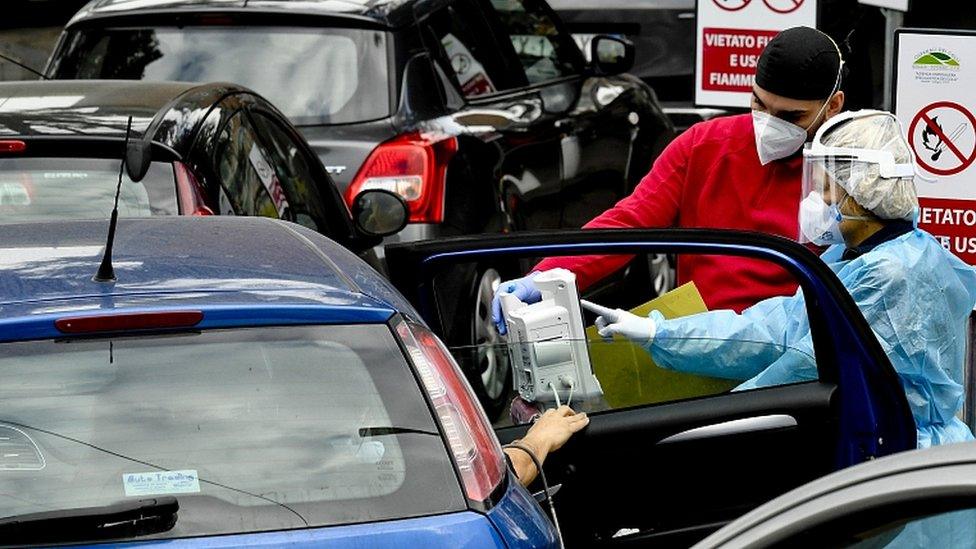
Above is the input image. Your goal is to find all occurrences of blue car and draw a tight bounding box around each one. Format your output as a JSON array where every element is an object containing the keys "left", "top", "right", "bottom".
[{"left": 0, "top": 217, "right": 556, "bottom": 547}]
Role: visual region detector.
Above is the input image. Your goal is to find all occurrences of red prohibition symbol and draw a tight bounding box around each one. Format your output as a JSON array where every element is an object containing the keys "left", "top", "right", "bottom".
[
  {"left": 711, "top": 0, "right": 752, "bottom": 12},
  {"left": 762, "top": 0, "right": 805, "bottom": 14},
  {"left": 909, "top": 101, "right": 976, "bottom": 177}
]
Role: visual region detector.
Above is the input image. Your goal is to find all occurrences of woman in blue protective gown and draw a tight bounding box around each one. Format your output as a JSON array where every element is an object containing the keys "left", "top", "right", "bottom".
[
  {"left": 585, "top": 110, "right": 976, "bottom": 449},
  {"left": 585, "top": 110, "right": 976, "bottom": 547}
]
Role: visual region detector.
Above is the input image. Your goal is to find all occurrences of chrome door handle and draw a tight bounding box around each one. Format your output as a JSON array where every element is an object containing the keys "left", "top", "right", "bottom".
[{"left": 657, "top": 414, "right": 798, "bottom": 444}]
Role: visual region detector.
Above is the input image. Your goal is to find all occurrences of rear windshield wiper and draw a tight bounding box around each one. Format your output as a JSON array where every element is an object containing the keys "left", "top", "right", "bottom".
[
  {"left": 358, "top": 426, "right": 439, "bottom": 437},
  {"left": 0, "top": 496, "right": 178, "bottom": 544}
]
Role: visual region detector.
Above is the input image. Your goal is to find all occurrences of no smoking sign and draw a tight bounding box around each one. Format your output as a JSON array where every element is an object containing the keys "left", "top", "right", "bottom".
[
  {"left": 711, "top": 0, "right": 804, "bottom": 12},
  {"left": 909, "top": 101, "right": 976, "bottom": 177}
]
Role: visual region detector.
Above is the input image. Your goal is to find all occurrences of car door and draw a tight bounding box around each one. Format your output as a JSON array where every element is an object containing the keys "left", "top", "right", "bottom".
[
  {"left": 483, "top": 0, "right": 640, "bottom": 226},
  {"left": 418, "top": 0, "right": 567, "bottom": 231},
  {"left": 384, "top": 229, "right": 915, "bottom": 548},
  {"left": 696, "top": 442, "right": 976, "bottom": 548}
]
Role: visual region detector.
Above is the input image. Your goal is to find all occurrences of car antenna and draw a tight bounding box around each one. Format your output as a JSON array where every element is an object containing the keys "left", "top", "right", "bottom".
[
  {"left": 0, "top": 52, "right": 49, "bottom": 80},
  {"left": 93, "top": 116, "right": 134, "bottom": 283}
]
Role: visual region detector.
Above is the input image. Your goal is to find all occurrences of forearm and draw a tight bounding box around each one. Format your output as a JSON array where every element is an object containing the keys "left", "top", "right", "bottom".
[
  {"left": 503, "top": 436, "right": 551, "bottom": 487},
  {"left": 649, "top": 306, "right": 785, "bottom": 381}
]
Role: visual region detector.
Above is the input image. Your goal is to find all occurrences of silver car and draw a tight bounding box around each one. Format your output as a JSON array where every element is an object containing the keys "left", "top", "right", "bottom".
[{"left": 696, "top": 441, "right": 976, "bottom": 548}]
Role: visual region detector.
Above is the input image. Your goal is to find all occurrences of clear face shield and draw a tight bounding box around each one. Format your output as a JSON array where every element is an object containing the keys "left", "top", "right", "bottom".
[
  {"left": 800, "top": 140, "right": 916, "bottom": 246},
  {"left": 799, "top": 152, "right": 854, "bottom": 246}
]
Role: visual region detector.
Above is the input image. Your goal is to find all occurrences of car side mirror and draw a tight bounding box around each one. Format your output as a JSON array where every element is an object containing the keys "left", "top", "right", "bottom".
[
  {"left": 125, "top": 139, "right": 153, "bottom": 183},
  {"left": 589, "top": 35, "right": 635, "bottom": 76},
  {"left": 352, "top": 189, "right": 409, "bottom": 238}
]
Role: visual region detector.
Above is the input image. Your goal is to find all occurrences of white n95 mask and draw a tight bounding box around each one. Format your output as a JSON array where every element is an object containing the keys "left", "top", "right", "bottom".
[
  {"left": 752, "top": 110, "right": 808, "bottom": 166},
  {"left": 799, "top": 192, "right": 844, "bottom": 246}
]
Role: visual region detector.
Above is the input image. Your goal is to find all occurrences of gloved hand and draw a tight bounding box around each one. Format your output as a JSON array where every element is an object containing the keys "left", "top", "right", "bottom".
[
  {"left": 491, "top": 272, "right": 542, "bottom": 335},
  {"left": 581, "top": 299, "right": 657, "bottom": 342}
]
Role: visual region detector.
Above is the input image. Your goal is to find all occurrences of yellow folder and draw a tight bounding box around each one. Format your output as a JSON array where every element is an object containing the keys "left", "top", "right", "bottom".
[{"left": 585, "top": 282, "right": 738, "bottom": 408}]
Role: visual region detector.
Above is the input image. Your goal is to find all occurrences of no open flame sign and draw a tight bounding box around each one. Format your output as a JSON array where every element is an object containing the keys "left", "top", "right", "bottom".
[{"left": 895, "top": 30, "right": 976, "bottom": 265}]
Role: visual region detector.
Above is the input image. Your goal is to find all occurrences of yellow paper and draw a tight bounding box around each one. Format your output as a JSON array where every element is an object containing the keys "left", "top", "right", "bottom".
[{"left": 586, "top": 282, "right": 738, "bottom": 408}]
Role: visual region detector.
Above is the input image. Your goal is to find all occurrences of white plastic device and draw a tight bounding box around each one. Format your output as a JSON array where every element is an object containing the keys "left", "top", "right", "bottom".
[{"left": 499, "top": 268, "right": 603, "bottom": 404}]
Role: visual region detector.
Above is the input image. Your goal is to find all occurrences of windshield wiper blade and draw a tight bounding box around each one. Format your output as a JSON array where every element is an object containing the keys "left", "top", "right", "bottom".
[
  {"left": 358, "top": 426, "right": 439, "bottom": 437},
  {"left": 0, "top": 496, "right": 178, "bottom": 544}
]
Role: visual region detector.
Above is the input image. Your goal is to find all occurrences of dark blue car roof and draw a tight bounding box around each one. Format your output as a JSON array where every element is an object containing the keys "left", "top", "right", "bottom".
[{"left": 0, "top": 217, "right": 416, "bottom": 322}]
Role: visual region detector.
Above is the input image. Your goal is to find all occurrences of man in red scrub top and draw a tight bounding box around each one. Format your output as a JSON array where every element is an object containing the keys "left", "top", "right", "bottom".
[{"left": 493, "top": 26, "right": 848, "bottom": 333}]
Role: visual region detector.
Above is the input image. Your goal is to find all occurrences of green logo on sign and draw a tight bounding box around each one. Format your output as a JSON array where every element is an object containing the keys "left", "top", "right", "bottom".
[{"left": 914, "top": 50, "right": 960, "bottom": 67}]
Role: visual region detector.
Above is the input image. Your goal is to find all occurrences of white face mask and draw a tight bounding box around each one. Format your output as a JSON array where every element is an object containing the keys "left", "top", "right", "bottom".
[
  {"left": 752, "top": 110, "right": 809, "bottom": 166},
  {"left": 799, "top": 192, "right": 844, "bottom": 246}
]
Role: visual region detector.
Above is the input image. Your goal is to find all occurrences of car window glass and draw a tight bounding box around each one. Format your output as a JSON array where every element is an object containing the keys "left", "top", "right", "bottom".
[
  {"left": 212, "top": 111, "right": 288, "bottom": 221},
  {"left": 0, "top": 325, "right": 464, "bottom": 541},
  {"left": 423, "top": 0, "right": 526, "bottom": 97},
  {"left": 776, "top": 504, "right": 976, "bottom": 548},
  {"left": 0, "top": 158, "right": 177, "bottom": 223},
  {"left": 488, "top": 0, "right": 583, "bottom": 84},
  {"left": 436, "top": 252, "right": 817, "bottom": 426},
  {"left": 50, "top": 27, "right": 390, "bottom": 125},
  {"left": 248, "top": 112, "right": 328, "bottom": 233}
]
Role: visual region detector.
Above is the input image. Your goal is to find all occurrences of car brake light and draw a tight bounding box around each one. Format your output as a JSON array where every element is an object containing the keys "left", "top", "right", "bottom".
[
  {"left": 0, "top": 140, "right": 26, "bottom": 154},
  {"left": 395, "top": 319, "right": 506, "bottom": 503},
  {"left": 55, "top": 311, "right": 203, "bottom": 334},
  {"left": 344, "top": 133, "right": 458, "bottom": 224},
  {"left": 174, "top": 162, "right": 213, "bottom": 216}
]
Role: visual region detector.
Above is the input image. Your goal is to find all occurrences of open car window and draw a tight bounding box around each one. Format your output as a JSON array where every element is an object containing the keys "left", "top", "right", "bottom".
[{"left": 437, "top": 250, "right": 818, "bottom": 426}]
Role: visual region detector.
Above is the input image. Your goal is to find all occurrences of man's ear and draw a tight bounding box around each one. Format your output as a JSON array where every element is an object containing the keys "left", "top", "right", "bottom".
[{"left": 827, "top": 91, "right": 845, "bottom": 118}]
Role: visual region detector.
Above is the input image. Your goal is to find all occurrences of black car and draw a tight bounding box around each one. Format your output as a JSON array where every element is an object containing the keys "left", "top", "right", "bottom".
[
  {"left": 46, "top": 0, "right": 675, "bottom": 418},
  {"left": 0, "top": 79, "right": 401, "bottom": 255},
  {"left": 547, "top": 0, "right": 732, "bottom": 132}
]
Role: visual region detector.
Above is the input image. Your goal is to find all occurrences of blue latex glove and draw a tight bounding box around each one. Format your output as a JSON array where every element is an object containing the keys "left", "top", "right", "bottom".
[{"left": 491, "top": 272, "right": 542, "bottom": 335}]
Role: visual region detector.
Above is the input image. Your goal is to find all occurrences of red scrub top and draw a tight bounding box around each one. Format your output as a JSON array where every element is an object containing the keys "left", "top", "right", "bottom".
[{"left": 534, "top": 113, "right": 803, "bottom": 312}]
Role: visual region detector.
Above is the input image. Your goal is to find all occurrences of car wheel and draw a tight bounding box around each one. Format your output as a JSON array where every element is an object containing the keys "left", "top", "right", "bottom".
[{"left": 469, "top": 267, "right": 512, "bottom": 420}]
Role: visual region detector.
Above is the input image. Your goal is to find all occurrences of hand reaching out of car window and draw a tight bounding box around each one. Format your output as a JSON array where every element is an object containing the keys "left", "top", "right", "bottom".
[{"left": 504, "top": 406, "right": 589, "bottom": 486}]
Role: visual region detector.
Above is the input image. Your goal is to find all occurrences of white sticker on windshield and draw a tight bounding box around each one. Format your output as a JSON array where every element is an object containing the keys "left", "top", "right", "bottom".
[{"left": 123, "top": 470, "right": 201, "bottom": 497}]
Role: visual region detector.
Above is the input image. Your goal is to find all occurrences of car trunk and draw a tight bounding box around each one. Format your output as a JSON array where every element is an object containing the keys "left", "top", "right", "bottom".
[{"left": 298, "top": 120, "right": 398, "bottom": 193}]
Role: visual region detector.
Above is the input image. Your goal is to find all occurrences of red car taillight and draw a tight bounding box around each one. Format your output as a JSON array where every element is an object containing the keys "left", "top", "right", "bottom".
[
  {"left": 395, "top": 319, "right": 506, "bottom": 503},
  {"left": 344, "top": 134, "right": 458, "bottom": 224},
  {"left": 174, "top": 162, "right": 213, "bottom": 216}
]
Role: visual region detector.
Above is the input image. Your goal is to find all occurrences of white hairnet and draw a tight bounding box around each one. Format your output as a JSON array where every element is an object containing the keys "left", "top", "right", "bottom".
[{"left": 819, "top": 112, "right": 919, "bottom": 221}]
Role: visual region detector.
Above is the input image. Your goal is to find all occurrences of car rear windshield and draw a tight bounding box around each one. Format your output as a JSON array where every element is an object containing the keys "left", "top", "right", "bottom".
[
  {"left": 50, "top": 26, "right": 391, "bottom": 126},
  {"left": 0, "top": 325, "right": 463, "bottom": 544},
  {"left": 0, "top": 157, "right": 178, "bottom": 222}
]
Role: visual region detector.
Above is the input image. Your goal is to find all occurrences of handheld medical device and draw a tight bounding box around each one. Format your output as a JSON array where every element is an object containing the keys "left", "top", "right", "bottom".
[{"left": 499, "top": 269, "right": 603, "bottom": 404}]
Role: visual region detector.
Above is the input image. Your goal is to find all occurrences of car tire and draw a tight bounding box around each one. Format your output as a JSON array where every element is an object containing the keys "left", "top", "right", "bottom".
[{"left": 464, "top": 266, "right": 512, "bottom": 421}]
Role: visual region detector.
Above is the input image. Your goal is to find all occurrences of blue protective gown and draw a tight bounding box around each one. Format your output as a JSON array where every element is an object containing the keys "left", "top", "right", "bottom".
[{"left": 647, "top": 228, "right": 976, "bottom": 448}]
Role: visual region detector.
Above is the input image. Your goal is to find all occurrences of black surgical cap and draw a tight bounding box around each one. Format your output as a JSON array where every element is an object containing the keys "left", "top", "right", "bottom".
[{"left": 755, "top": 26, "right": 843, "bottom": 101}]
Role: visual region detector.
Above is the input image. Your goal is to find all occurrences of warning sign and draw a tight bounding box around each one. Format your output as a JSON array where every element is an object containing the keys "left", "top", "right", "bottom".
[
  {"left": 696, "top": 0, "right": 817, "bottom": 108},
  {"left": 918, "top": 197, "right": 976, "bottom": 265},
  {"left": 701, "top": 29, "right": 778, "bottom": 92},
  {"left": 895, "top": 29, "right": 976, "bottom": 265},
  {"left": 908, "top": 101, "right": 976, "bottom": 176}
]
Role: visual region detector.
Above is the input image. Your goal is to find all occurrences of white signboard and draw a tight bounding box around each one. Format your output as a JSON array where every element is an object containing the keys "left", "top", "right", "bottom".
[
  {"left": 858, "top": 0, "right": 909, "bottom": 11},
  {"left": 695, "top": 0, "right": 818, "bottom": 108},
  {"left": 894, "top": 29, "right": 976, "bottom": 264}
]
